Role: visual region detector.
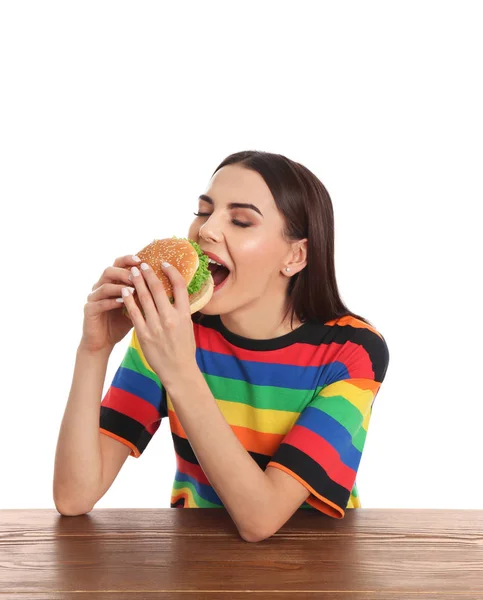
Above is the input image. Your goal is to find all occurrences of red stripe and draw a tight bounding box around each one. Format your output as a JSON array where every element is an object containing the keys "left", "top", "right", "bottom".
[
  {"left": 102, "top": 386, "right": 161, "bottom": 435},
  {"left": 176, "top": 455, "right": 210, "bottom": 486},
  {"left": 285, "top": 424, "right": 356, "bottom": 490},
  {"left": 195, "top": 322, "right": 338, "bottom": 367},
  {"left": 194, "top": 322, "right": 375, "bottom": 376},
  {"left": 171, "top": 490, "right": 190, "bottom": 507}
]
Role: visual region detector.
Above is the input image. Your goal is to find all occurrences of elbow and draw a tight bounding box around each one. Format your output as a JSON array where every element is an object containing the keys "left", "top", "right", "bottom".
[
  {"left": 237, "top": 512, "right": 279, "bottom": 543},
  {"left": 53, "top": 492, "right": 94, "bottom": 516},
  {"left": 239, "top": 525, "right": 275, "bottom": 543},
  {"left": 54, "top": 499, "right": 94, "bottom": 516}
]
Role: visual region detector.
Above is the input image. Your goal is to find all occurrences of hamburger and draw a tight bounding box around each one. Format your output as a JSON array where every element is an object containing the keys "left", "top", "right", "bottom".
[{"left": 122, "top": 237, "right": 214, "bottom": 317}]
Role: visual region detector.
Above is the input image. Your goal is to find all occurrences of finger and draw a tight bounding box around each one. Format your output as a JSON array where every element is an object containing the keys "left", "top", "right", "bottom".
[
  {"left": 160, "top": 262, "right": 190, "bottom": 314},
  {"left": 138, "top": 262, "right": 172, "bottom": 316},
  {"left": 121, "top": 285, "right": 147, "bottom": 335},
  {"left": 129, "top": 265, "right": 160, "bottom": 329},
  {"left": 91, "top": 255, "right": 141, "bottom": 291},
  {"left": 113, "top": 254, "right": 142, "bottom": 268},
  {"left": 87, "top": 283, "right": 135, "bottom": 302},
  {"left": 85, "top": 296, "right": 131, "bottom": 317}
]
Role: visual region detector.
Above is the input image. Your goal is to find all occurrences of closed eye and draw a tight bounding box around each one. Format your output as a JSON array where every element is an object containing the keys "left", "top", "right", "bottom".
[{"left": 193, "top": 212, "right": 252, "bottom": 228}]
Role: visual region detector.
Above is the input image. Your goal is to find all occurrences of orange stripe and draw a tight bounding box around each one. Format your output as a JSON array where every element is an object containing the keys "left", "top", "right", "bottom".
[
  {"left": 171, "top": 490, "right": 192, "bottom": 508},
  {"left": 169, "top": 409, "right": 285, "bottom": 456},
  {"left": 169, "top": 409, "right": 187, "bottom": 438},
  {"left": 99, "top": 429, "right": 140, "bottom": 458},
  {"left": 333, "top": 315, "right": 384, "bottom": 340},
  {"left": 347, "top": 377, "right": 380, "bottom": 394},
  {"left": 267, "top": 462, "right": 344, "bottom": 519},
  {"left": 231, "top": 424, "right": 284, "bottom": 455}
]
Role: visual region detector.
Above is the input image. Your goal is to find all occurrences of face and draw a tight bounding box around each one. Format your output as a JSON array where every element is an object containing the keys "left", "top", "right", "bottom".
[{"left": 187, "top": 164, "right": 299, "bottom": 317}]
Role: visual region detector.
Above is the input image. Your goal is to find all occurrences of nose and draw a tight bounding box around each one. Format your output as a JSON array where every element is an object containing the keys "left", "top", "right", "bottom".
[{"left": 198, "top": 218, "right": 224, "bottom": 244}]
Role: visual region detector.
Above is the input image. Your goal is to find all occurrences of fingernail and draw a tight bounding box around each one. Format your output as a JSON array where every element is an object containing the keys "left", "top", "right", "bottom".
[
  {"left": 122, "top": 287, "right": 131, "bottom": 297},
  {"left": 162, "top": 262, "right": 170, "bottom": 268},
  {"left": 132, "top": 255, "right": 141, "bottom": 262},
  {"left": 115, "top": 297, "right": 124, "bottom": 303},
  {"left": 131, "top": 266, "right": 140, "bottom": 277},
  {"left": 140, "top": 262, "right": 149, "bottom": 271}
]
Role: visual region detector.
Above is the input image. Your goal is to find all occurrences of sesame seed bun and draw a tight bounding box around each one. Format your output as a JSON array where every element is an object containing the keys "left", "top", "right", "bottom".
[{"left": 123, "top": 238, "right": 214, "bottom": 317}]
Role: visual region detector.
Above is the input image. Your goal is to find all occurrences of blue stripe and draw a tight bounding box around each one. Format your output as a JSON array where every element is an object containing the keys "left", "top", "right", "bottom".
[
  {"left": 175, "top": 470, "right": 222, "bottom": 505},
  {"left": 296, "top": 407, "right": 362, "bottom": 472},
  {"left": 195, "top": 348, "right": 349, "bottom": 390},
  {"left": 112, "top": 366, "right": 162, "bottom": 411}
]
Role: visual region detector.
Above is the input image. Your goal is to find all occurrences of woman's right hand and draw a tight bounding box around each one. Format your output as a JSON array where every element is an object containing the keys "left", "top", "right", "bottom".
[{"left": 79, "top": 254, "right": 141, "bottom": 354}]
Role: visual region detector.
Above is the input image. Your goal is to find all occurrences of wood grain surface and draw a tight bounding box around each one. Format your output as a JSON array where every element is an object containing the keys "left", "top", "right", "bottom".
[{"left": 0, "top": 508, "right": 482, "bottom": 598}]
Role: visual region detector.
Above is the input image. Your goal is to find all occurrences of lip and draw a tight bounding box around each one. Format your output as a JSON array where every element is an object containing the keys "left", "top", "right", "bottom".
[{"left": 202, "top": 250, "right": 231, "bottom": 271}]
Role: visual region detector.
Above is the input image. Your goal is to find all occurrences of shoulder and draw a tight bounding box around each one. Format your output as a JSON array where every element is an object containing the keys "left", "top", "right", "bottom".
[
  {"left": 330, "top": 315, "right": 388, "bottom": 354},
  {"left": 304, "top": 315, "right": 390, "bottom": 384}
]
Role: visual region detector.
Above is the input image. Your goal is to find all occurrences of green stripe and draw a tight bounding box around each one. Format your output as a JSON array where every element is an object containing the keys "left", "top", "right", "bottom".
[
  {"left": 122, "top": 346, "right": 162, "bottom": 388},
  {"left": 311, "top": 393, "right": 364, "bottom": 433},
  {"left": 352, "top": 426, "right": 367, "bottom": 453},
  {"left": 203, "top": 373, "right": 312, "bottom": 412},
  {"left": 310, "top": 394, "right": 368, "bottom": 452},
  {"left": 351, "top": 482, "right": 359, "bottom": 498},
  {"left": 172, "top": 479, "right": 221, "bottom": 508}
]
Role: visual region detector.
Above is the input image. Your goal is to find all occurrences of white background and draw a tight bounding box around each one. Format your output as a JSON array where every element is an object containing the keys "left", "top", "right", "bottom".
[{"left": 1, "top": 1, "right": 481, "bottom": 510}]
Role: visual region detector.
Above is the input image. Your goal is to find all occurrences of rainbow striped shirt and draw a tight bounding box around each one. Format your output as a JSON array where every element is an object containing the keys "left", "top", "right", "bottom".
[{"left": 100, "top": 313, "right": 389, "bottom": 518}]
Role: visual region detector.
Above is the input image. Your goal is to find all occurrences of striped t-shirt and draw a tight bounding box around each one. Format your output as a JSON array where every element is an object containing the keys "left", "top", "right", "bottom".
[{"left": 99, "top": 312, "right": 390, "bottom": 519}]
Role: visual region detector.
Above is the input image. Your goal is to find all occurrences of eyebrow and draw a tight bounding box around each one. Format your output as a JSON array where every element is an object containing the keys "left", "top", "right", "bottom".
[{"left": 198, "top": 194, "right": 264, "bottom": 217}]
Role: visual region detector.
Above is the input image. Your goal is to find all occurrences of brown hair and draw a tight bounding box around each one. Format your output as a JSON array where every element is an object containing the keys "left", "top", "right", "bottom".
[{"left": 204, "top": 150, "right": 373, "bottom": 328}]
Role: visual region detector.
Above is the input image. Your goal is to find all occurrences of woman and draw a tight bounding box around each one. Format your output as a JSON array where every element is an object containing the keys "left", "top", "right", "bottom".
[{"left": 53, "top": 150, "right": 390, "bottom": 543}]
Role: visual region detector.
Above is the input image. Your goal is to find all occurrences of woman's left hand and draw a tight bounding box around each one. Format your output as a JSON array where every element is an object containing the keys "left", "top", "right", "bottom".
[{"left": 122, "top": 261, "right": 198, "bottom": 389}]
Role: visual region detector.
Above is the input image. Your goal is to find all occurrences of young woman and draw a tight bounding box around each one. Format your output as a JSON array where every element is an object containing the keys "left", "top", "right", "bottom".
[{"left": 53, "top": 150, "right": 390, "bottom": 543}]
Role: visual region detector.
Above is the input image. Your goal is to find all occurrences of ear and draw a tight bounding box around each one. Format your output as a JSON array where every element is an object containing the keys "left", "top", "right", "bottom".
[{"left": 283, "top": 238, "right": 308, "bottom": 274}]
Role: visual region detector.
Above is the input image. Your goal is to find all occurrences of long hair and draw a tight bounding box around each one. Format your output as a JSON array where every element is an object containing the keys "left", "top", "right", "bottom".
[{"left": 204, "top": 150, "right": 373, "bottom": 328}]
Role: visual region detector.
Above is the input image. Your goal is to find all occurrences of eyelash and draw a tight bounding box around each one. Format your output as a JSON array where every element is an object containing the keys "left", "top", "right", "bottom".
[{"left": 193, "top": 212, "right": 252, "bottom": 228}]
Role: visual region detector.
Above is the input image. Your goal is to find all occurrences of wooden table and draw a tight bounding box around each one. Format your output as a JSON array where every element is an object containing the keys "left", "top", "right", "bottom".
[{"left": 1, "top": 508, "right": 482, "bottom": 598}]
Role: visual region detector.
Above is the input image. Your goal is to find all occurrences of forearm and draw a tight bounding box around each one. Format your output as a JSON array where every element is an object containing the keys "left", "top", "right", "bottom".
[
  {"left": 53, "top": 344, "right": 111, "bottom": 513},
  {"left": 167, "top": 368, "right": 276, "bottom": 539}
]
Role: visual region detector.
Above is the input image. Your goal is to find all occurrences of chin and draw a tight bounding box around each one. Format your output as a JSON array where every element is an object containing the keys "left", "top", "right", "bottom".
[
  {"left": 198, "top": 293, "right": 236, "bottom": 316},
  {"left": 198, "top": 302, "right": 219, "bottom": 315}
]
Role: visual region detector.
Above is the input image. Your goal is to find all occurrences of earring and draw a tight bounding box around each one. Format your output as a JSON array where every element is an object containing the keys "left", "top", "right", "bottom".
[{"left": 285, "top": 267, "right": 291, "bottom": 272}]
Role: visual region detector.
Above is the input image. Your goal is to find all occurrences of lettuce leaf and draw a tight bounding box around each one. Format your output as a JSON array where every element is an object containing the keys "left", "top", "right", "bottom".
[{"left": 172, "top": 236, "right": 210, "bottom": 295}]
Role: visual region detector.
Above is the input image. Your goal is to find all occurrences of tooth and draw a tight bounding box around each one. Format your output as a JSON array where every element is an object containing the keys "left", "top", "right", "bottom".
[{"left": 208, "top": 258, "right": 223, "bottom": 266}]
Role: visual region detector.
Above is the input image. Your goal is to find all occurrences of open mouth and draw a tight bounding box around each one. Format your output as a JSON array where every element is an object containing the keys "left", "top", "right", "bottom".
[{"left": 208, "top": 262, "right": 230, "bottom": 287}]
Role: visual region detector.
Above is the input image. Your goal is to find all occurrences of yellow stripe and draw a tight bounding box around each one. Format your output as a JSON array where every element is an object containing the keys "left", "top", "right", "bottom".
[
  {"left": 172, "top": 485, "right": 197, "bottom": 508},
  {"left": 318, "top": 379, "right": 375, "bottom": 432},
  {"left": 130, "top": 329, "right": 156, "bottom": 374},
  {"left": 217, "top": 399, "right": 300, "bottom": 433},
  {"left": 168, "top": 392, "right": 300, "bottom": 435},
  {"left": 347, "top": 494, "right": 361, "bottom": 509}
]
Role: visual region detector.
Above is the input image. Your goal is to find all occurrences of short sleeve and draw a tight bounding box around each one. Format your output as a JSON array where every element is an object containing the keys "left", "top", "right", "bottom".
[
  {"left": 99, "top": 328, "right": 167, "bottom": 457},
  {"left": 267, "top": 330, "right": 390, "bottom": 519}
]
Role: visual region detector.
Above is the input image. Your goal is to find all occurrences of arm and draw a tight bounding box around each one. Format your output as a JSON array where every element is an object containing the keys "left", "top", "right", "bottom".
[
  {"left": 53, "top": 344, "right": 130, "bottom": 515},
  {"left": 167, "top": 368, "right": 310, "bottom": 543}
]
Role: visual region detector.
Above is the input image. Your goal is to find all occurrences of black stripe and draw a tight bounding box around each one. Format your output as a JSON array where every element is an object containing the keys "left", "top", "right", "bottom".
[
  {"left": 172, "top": 432, "right": 271, "bottom": 471},
  {"left": 160, "top": 387, "right": 168, "bottom": 419},
  {"left": 269, "top": 444, "right": 350, "bottom": 511},
  {"left": 194, "top": 314, "right": 389, "bottom": 382},
  {"left": 100, "top": 406, "right": 152, "bottom": 455},
  {"left": 171, "top": 498, "right": 185, "bottom": 507}
]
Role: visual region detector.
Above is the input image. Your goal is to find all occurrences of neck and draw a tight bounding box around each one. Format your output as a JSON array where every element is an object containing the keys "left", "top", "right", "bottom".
[{"left": 220, "top": 293, "right": 302, "bottom": 340}]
